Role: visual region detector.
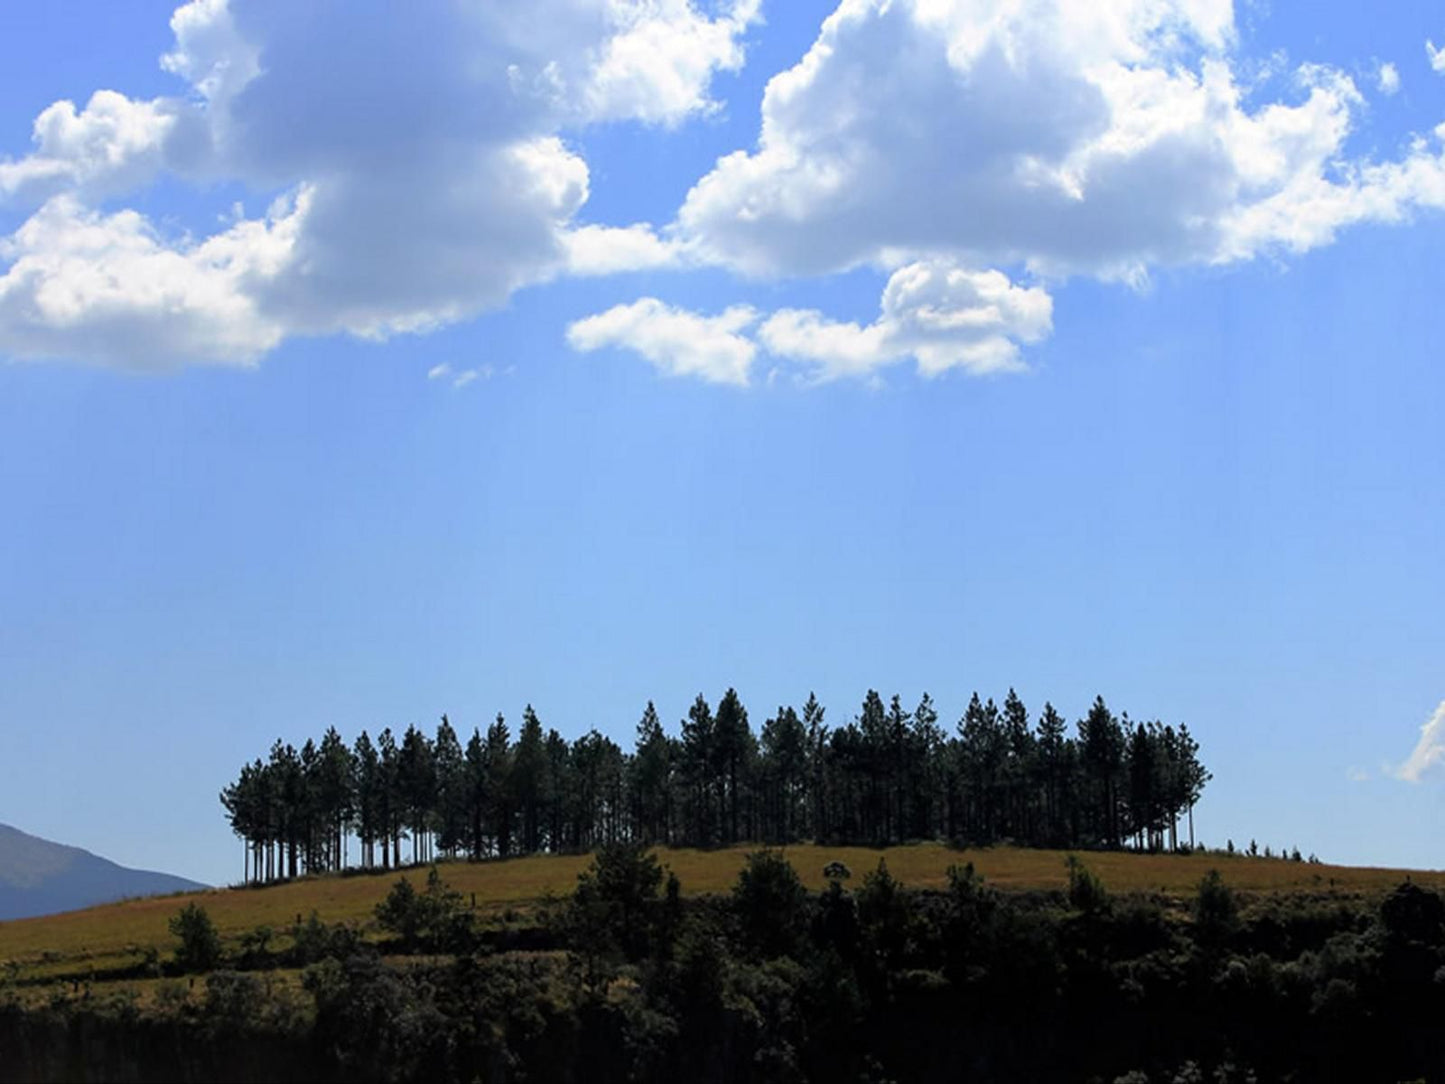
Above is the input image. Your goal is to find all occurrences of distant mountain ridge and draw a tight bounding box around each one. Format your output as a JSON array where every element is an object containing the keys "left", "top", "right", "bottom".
[{"left": 0, "top": 823, "right": 206, "bottom": 921}]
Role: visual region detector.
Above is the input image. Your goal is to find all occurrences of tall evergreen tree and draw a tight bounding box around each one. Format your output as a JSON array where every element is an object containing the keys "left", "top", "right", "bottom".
[
  {"left": 714, "top": 688, "right": 752, "bottom": 845},
  {"left": 483, "top": 714, "right": 514, "bottom": 857},
  {"left": 513, "top": 706, "right": 549, "bottom": 854},
  {"left": 1079, "top": 696, "right": 1125, "bottom": 847},
  {"left": 680, "top": 694, "right": 716, "bottom": 846},
  {"left": 433, "top": 715, "right": 468, "bottom": 857},
  {"left": 632, "top": 701, "right": 672, "bottom": 845},
  {"left": 352, "top": 730, "right": 381, "bottom": 868}
]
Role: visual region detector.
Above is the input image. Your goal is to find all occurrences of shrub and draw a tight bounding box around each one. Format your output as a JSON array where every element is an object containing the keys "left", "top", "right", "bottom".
[
  {"left": 292, "top": 911, "right": 363, "bottom": 964},
  {"left": 375, "top": 878, "right": 424, "bottom": 949},
  {"left": 1066, "top": 855, "right": 1110, "bottom": 915},
  {"left": 1192, "top": 869, "right": 1239, "bottom": 948},
  {"left": 570, "top": 842, "right": 665, "bottom": 962},
  {"left": 374, "top": 868, "right": 473, "bottom": 953},
  {"left": 203, "top": 970, "right": 265, "bottom": 1028},
  {"left": 857, "top": 859, "right": 913, "bottom": 967},
  {"left": 733, "top": 849, "right": 809, "bottom": 959},
  {"left": 169, "top": 902, "right": 223, "bottom": 973},
  {"left": 1379, "top": 881, "right": 1445, "bottom": 946}
]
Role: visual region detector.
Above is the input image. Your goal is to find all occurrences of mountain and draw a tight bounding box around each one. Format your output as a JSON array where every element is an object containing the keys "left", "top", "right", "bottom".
[{"left": 0, "top": 823, "right": 206, "bottom": 921}]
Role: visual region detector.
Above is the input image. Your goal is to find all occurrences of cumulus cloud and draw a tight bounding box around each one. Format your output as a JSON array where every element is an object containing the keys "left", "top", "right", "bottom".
[
  {"left": 1429, "top": 40, "right": 1445, "bottom": 75},
  {"left": 568, "top": 260, "right": 1051, "bottom": 384},
  {"left": 562, "top": 223, "right": 684, "bottom": 275},
  {"left": 0, "top": 91, "right": 188, "bottom": 205},
  {"left": 0, "top": 193, "right": 296, "bottom": 368},
  {"left": 1377, "top": 62, "right": 1401, "bottom": 96},
  {"left": 676, "top": 0, "right": 1445, "bottom": 284},
  {"left": 0, "top": 0, "right": 755, "bottom": 369},
  {"left": 582, "top": 0, "right": 761, "bottom": 125},
  {"left": 761, "top": 261, "right": 1052, "bottom": 381},
  {"left": 567, "top": 298, "right": 758, "bottom": 385},
  {"left": 1396, "top": 700, "right": 1445, "bottom": 783}
]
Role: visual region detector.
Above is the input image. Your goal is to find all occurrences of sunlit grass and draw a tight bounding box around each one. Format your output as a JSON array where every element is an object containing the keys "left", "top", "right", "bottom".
[{"left": 2, "top": 843, "right": 1438, "bottom": 987}]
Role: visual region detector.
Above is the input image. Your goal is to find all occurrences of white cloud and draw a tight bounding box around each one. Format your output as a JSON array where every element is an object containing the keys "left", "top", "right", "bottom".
[
  {"left": 567, "top": 297, "right": 758, "bottom": 385},
  {"left": 761, "top": 260, "right": 1053, "bottom": 381},
  {"left": 452, "top": 369, "right": 480, "bottom": 389},
  {"left": 1347, "top": 766, "right": 1372, "bottom": 783},
  {"left": 0, "top": 193, "right": 295, "bottom": 368},
  {"left": 1429, "top": 40, "right": 1445, "bottom": 74},
  {"left": 1377, "top": 61, "right": 1401, "bottom": 96},
  {"left": 563, "top": 223, "right": 684, "bottom": 275},
  {"left": 677, "top": 0, "right": 1445, "bottom": 285},
  {"left": 0, "top": 0, "right": 754, "bottom": 369},
  {"left": 570, "top": 261, "right": 1052, "bottom": 384},
  {"left": 1396, "top": 700, "right": 1445, "bottom": 783},
  {"left": 0, "top": 91, "right": 183, "bottom": 205},
  {"left": 427, "top": 363, "right": 453, "bottom": 380},
  {"left": 582, "top": 0, "right": 761, "bottom": 125}
]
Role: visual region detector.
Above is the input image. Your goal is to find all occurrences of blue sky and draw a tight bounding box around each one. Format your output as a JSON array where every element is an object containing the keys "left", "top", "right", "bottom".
[{"left": 1, "top": 0, "right": 1443, "bottom": 886}]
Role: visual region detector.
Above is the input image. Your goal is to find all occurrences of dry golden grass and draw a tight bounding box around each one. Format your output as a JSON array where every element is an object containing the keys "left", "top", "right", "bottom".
[{"left": 2, "top": 844, "right": 1440, "bottom": 983}]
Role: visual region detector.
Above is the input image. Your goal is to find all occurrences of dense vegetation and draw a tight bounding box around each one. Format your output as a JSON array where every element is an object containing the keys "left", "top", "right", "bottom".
[
  {"left": 220, "top": 690, "right": 1209, "bottom": 884},
  {"left": 6, "top": 849, "right": 1445, "bottom": 1083}
]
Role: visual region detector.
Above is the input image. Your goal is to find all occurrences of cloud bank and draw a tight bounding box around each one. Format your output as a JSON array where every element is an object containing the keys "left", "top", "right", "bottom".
[
  {"left": 0, "top": 0, "right": 756, "bottom": 368},
  {"left": 3, "top": 1, "right": 1445, "bottom": 381},
  {"left": 577, "top": 0, "right": 1445, "bottom": 384}
]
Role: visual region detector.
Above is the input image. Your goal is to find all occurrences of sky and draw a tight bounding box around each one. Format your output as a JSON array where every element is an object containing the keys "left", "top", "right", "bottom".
[{"left": 1, "top": 0, "right": 1443, "bottom": 888}]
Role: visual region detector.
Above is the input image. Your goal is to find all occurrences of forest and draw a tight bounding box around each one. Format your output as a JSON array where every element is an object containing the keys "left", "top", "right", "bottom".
[{"left": 219, "top": 690, "right": 1209, "bottom": 884}]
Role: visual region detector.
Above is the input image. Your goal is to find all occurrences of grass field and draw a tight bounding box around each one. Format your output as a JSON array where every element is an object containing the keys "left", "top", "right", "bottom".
[{"left": 2, "top": 844, "right": 1440, "bottom": 985}]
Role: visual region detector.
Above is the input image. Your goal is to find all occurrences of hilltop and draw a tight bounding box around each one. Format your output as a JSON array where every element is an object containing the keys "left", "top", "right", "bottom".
[
  {"left": 1, "top": 842, "right": 1437, "bottom": 984},
  {"left": 5, "top": 842, "right": 1445, "bottom": 1082}
]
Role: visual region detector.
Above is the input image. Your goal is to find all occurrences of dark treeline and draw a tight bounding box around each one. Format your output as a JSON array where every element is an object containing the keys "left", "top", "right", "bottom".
[
  {"left": 220, "top": 690, "right": 1209, "bottom": 884},
  {"left": 12, "top": 855, "right": 1445, "bottom": 1082}
]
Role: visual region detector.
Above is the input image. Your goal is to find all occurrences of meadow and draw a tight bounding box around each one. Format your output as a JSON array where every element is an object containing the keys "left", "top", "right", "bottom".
[{"left": 2, "top": 843, "right": 1439, "bottom": 986}]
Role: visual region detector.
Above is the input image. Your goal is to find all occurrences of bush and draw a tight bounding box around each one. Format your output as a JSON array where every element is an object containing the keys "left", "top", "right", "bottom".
[
  {"left": 857, "top": 859, "right": 913, "bottom": 968},
  {"left": 169, "top": 902, "right": 223, "bottom": 973},
  {"left": 570, "top": 842, "right": 665, "bottom": 962},
  {"left": 1066, "top": 855, "right": 1110, "bottom": 915},
  {"left": 733, "top": 849, "right": 809, "bottom": 959},
  {"left": 294, "top": 911, "right": 362, "bottom": 964},
  {"left": 1379, "top": 881, "right": 1445, "bottom": 946},
  {"left": 375, "top": 868, "right": 473, "bottom": 953},
  {"left": 1192, "top": 869, "right": 1239, "bottom": 949},
  {"left": 203, "top": 970, "right": 265, "bottom": 1028}
]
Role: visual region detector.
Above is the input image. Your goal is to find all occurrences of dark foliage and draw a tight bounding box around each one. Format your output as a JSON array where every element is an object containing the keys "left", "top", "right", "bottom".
[
  {"left": 14, "top": 862, "right": 1445, "bottom": 1082},
  {"left": 221, "top": 690, "right": 1211, "bottom": 884}
]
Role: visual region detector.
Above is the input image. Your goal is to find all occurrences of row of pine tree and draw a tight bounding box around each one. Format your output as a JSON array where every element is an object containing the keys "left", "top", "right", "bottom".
[{"left": 219, "top": 690, "right": 1209, "bottom": 884}]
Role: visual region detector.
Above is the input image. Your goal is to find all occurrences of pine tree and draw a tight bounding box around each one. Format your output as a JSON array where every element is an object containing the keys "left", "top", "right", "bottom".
[
  {"left": 514, "top": 706, "right": 549, "bottom": 854},
  {"left": 463, "top": 727, "right": 487, "bottom": 859},
  {"left": 681, "top": 694, "right": 716, "bottom": 846},
  {"left": 632, "top": 701, "right": 672, "bottom": 844},
  {"left": 433, "top": 715, "right": 467, "bottom": 857},
  {"left": 483, "top": 714, "right": 513, "bottom": 856},
  {"left": 714, "top": 688, "right": 752, "bottom": 845},
  {"left": 803, "top": 693, "right": 828, "bottom": 842},
  {"left": 376, "top": 728, "right": 401, "bottom": 869},
  {"left": 397, "top": 725, "right": 436, "bottom": 863},
  {"left": 352, "top": 731, "right": 381, "bottom": 868},
  {"left": 910, "top": 693, "right": 943, "bottom": 839},
  {"left": 1079, "top": 696, "right": 1125, "bottom": 847}
]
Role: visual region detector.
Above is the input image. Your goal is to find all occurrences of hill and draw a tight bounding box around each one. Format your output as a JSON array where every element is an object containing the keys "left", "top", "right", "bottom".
[
  {"left": 1, "top": 842, "right": 1439, "bottom": 983},
  {"left": 0, "top": 823, "right": 206, "bottom": 921}
]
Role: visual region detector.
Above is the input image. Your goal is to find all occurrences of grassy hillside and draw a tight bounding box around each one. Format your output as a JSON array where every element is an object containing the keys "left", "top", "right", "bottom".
[{"left": 2, "top": 843, "right": 1439, "bottom": 985}]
